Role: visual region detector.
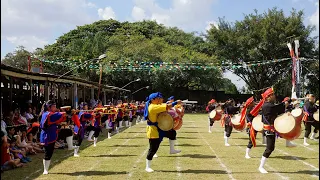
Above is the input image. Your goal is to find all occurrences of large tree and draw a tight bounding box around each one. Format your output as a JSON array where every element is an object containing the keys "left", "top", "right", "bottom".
[
  {"left": 38, "top": 20, "right": 225, "bottom": 94},
  {"left": 2, "top": 46, "right": 31, "bottom": 70},
  {"left": 206, "top": 8, "right": 318, "bottom": 96}
]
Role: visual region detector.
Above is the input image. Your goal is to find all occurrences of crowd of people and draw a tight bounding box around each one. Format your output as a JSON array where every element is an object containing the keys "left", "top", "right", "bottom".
[{"left": 0, "top": 98, "right": 146, "bottom": 173}]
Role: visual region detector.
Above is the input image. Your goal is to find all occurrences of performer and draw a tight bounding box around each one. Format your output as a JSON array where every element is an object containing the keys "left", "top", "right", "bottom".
[
  {"left": 72, "top": 102, "right": 94, "bottom": 157},
  {"left": 105, "top": 108, "right": 116, "bottom": 139},
  {"left": 257, "top": 88, "right": 291, "bottom": 174},
  {"left": 59, "top": 108, "right": 75, "bottom": 151},
  {"left": 123, "top": 103, "right": 130, "bottom": 127},
  {"left": 242, "top": 97, "right": 256, "bottom": 159},
  {"left": 40, "top": 100, "right": 67, "bottom": 175},
  {"left": 116, "top": 101, "right": 124, "bottom": 132},
  {"left": 302, "top": 94, "right": 319, "bottom": 146},
  {"left": 206, "top": 99, "right": 219, "bottom": 133},
  {"left": 283, "top": 100, "right": 297, "bottom": 147},
  {"left": 128, "top": 103, "right": 136, "bottom": 128},
  {"left": 165, "top": 96, "right": 181, "bottom": 154},
  {"left": 144, "top": 92, "right": 181, "bottom": 172},
  {"left": 221, "top": 99, "right": 240, "bottom": 146},
  {"left": 92, "top": 100, "right": 104, "bottom": 147}
]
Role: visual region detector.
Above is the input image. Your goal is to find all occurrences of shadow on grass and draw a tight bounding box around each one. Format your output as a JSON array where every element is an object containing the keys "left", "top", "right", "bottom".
[
  {"left": 235, "top": 144, "right": 266, "bottom": 148},
  {"left": 277, "top": 170, "right": 319, "bottom": 176},
  {"left": 109, "top": 144, "right": 142, "bottom": 147},
  {"left": 163, "top": 143, "right": 202, "bottom": 147},
  {"left": 84, "top": 154, "right": 136, "bottom": 158},
  {"left": 270, "top": 155, "right": 318, "bottom": 160},
  {"left": 51, "top": 170, "right": 127, "bottom": 176},
  {"left": 159, "top": 169, "right": 226, "bottom": 174},
  {"left": 116, "top": 137, "right": 145, "bottom": 139},
  {"left": 162, "top": 154, "right": 216, "bottom": 159},
  {"left": 177, "top": 136, "right": 199, "bottom": 139},
  {"left": 179, "top": 132, "right": 198, "bottom": 133}
]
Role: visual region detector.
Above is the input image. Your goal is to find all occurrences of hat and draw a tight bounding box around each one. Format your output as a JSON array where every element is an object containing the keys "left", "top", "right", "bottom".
[
  {"left": 244, "top": 97, "right": 254, "bottom": 107},
  {"left": 168, "top": 96, "right": 175, "bottom": 101},
  {"left": 209, "top": 99, "right": 216, "bottom": 104},
  {"left": 261, "top": 88, "right": 274, "bottom": 99}
]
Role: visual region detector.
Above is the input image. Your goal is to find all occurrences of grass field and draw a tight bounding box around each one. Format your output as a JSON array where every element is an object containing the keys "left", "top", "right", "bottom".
[{"left": 2, "top": 114, "right": 319, "bottom": 180}]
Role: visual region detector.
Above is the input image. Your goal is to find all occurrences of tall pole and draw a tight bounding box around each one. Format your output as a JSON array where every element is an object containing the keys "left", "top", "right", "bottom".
[{"left": 97, "top": 64, "right": 103, "bottom": 99}]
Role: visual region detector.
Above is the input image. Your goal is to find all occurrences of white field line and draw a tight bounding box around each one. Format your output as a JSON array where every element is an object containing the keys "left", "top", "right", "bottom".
[
  {"left": 277, "top": 138, "right": 318, "bottom": 152},
  {"left": 233, "top": 141, "right": 289, "bottom": 180},
  {"left": 205, "top": 117, "right": 319, "bottom": 172},
  {"left": 237, "top": 131, "right": 319, "bottom": 172},
  {"left": 127, "top": 149, "right": 148, "bottom": 179},
  {"left": 24, "top": 142, "right": 92, "bottom": 180},
  {"left": 193, "top": 123, "right": 236, "bottom": 180},
  {"left": 176, "top": 139, "right": 182, "bottom": 177},
  {"left": 83, "top": 131, "right": 141, "bottom": 175}
]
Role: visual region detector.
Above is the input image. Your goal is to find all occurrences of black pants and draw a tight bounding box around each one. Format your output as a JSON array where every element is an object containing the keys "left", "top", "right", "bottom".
[
  {"left": 247, "top": 129, "right": 257, "bottom": 149},
  {"left": 44, "top": 143, "right": 55, "bottom": 160},
  {"left": 129, "top": 117, "right": 134, "bottom": 122},
  {"left": 225, "top": 124, "right": 233, "bottom": 137},
  {"left": 116, "top": 117, "right": 122, "bottom": 127},
  {"left": 262, "top": 131, "right": 276, "bottom": 158},
  {"left": 304, "top": 121, "right": 319, "bottom": 138},
  {"left": 123, "top": 116, "right": 128, "bottom": 121},
  {"left": 164, "top": 129, "right": 177, "bottom": 140},
  {"left": 147, "top": 139, "right": 161, "bottom": 160},
  {"left": 209, "top": 117, "right": 214, "bottom": 126},
  {"left": 58, "top": 129, "right": 73, "bottom": 142},
  {"left": 76, "top": 134, "right": 83, "bottom": 146},
  {"left": 94, "top": 127, "right": 101, "bottom": 138}
]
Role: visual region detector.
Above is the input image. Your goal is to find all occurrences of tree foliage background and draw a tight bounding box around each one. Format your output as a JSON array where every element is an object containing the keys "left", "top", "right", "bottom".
[{"left": 2, "top": 8, "right": 319, "bottom": 99}]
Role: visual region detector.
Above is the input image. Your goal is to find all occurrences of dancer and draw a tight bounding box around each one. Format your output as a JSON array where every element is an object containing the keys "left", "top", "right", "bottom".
[
  {"left": 92, "top": 100, "right": 104, "bottom": 147},
  {"left": 72, "top": 102, "right": 94, "bottom": 157},
  {"left": 257, "top": 88, "right": 291, "bottom": 173},
  {"left": 166, "top": 96, "right": 181, "bottom": 154},
  {"left": 40, "top": 100, "right": 67, "bottom": 175},
  {"left": 221, "top": 99, "right": 240, "bottom": 146},
  {"left": 145, "top": 92, "right": 181, "bottom": 172},
  {"left": 206, "top": 99, "right": 219, "bottom": 133},
  {"left": 242, "top": 97, "right": 256, "bottom": 159},
  {"left": 302, "top": 94, "right": 319, "bottom": 145}
]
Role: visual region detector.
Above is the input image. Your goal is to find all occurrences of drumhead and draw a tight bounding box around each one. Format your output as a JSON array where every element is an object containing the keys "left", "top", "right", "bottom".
[
  {"left": 231, "top": 114, "right": 241, "bottom": 125},
  {"left": 274, "top": 114, "right": 296, "bottom": 133},
  {"left": 209, "top": 110, "right": 217, "bottom": 119},
  {"left": 314, "top": 110, "right": 319, "bottom": 121},
  {"left": 157, "top": 112, "right": 174, "bottom": 131},
  {"left": 252, "top": 115, "right": 263, "bottom": 131},
  {"left": 291, "top": 109, "right": 302, "bottom": 118}
]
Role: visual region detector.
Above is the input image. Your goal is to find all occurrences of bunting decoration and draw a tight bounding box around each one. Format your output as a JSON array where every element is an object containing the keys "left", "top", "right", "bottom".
[{"left": 38, "top": 57, "right": 299, "bottom": 72}]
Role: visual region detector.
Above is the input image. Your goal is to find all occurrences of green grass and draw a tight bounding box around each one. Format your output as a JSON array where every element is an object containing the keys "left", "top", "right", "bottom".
[{"left": 2, "top": 114, "right": 319, "bottom": 180}]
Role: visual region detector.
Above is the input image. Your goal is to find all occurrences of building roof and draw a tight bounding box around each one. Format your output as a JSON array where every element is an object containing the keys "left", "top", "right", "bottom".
[{"left": 1, "top": 63, "right": 130, "bottom": 92}]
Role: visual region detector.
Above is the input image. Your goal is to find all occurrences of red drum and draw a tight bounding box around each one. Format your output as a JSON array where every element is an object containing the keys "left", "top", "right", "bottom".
[
  {"left": 314, "top": 110, "right": 319, "bottom": 121},
  {"left": 252, "top": 115, "right": 263, "bottom": 132},
  {"left": 175, "top": 107, "right": 185, "bottom": 119},
  {"left": 291, "top": 108, "right": 303, "bottom": 122},
  {"left": 274, "top": 113, "right": 301, "bottom": 140},
  {"left": 231, "top": 114, "right": 246, "bottom": 131},
  {"left": 209, "top": 110, "right": 223, "bottom": 121},
  {"left": 168, "top": 108, "right": 183, "bottom": 131}
]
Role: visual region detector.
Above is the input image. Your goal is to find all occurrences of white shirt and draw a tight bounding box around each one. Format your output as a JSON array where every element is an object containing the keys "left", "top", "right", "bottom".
[
  {"left": 1, "top": 120, "right": 7, "bottom": 135},
  {"left": 25, "top": 113, "right": 34, "bottom": 120}
]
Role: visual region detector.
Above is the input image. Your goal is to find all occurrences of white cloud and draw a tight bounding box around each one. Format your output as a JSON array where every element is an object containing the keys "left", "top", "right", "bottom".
[
  {"left": 1, "top": 0, "right": 96, "bottom": 51},
  {"left": 131, "top": 0, "right": 217, "bottom": 31},
  {"left": 98, "top": 7, "right": 116, "bottom": 20},
  {"left": 205, "top": 21, "right": 219, "bottom": 31},
  {"left": 85, "top": 2, "right": 96, "bottom": 8},
  {"left": 309, "top": 2, "right": 319, "bottom": 31},
  {"left": 132, "top": 6, "right": 146, "bottom": 21},
  {"left": 6, "top": 36, "right": 49, "bottom": 51}
]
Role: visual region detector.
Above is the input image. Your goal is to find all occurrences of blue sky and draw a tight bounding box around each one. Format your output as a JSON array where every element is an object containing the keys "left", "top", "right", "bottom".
[{"left": 1, "top": 0, "right": 319, "bottom": 89}]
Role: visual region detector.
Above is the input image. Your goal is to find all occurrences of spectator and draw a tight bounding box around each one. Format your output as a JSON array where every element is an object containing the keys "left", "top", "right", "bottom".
[
  {"left": 1, "top": 131, "right": 24, "bottom": 172},
  {"left": 1, "top": 119, "right": 7, "bottom": 136},
  {"left": 20, "top": 130, "right": 43, "bottom": 153},
  {"left": 25, "top": 108, "right": 35, "bottom": 123},
  {"left": 9, "top": 140, "right": 30, "bottom": 163}
]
